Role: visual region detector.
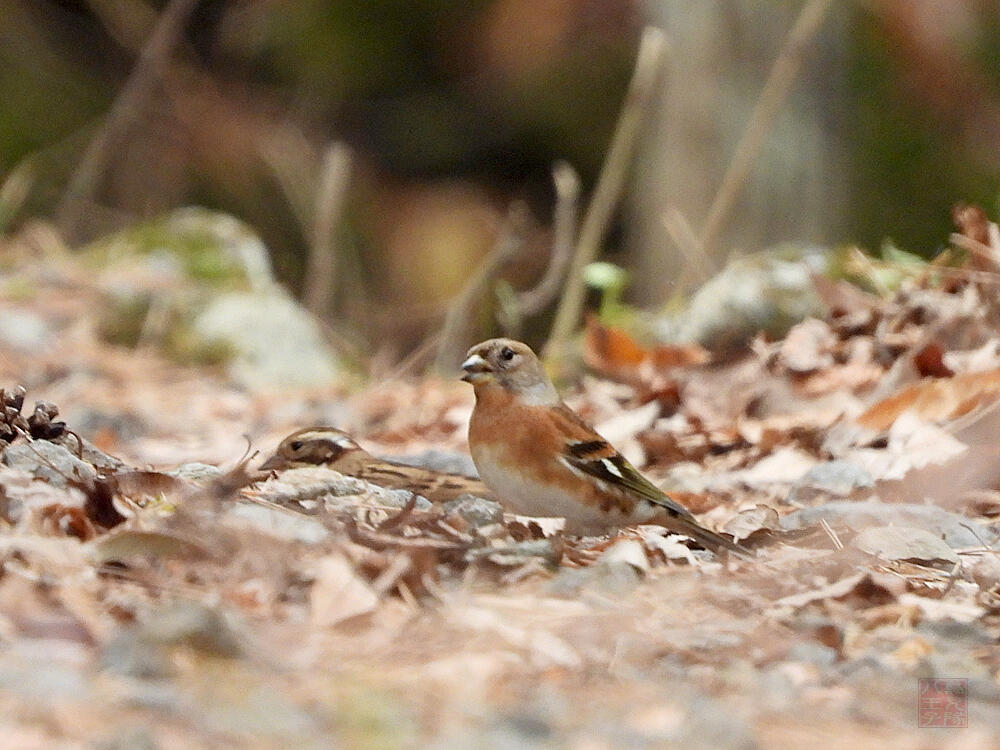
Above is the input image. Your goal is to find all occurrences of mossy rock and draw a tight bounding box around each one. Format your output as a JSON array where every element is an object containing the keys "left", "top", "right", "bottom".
[{"left": 84, "top": 207, "right": 273, "bottom": 289}]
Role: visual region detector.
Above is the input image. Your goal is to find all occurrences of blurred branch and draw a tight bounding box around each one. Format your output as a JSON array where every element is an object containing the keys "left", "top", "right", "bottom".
[
  {"left": 698, "top": 0, "right": 836, "bottom": 255},
  {"left": 57, "top": 0, "right": 200, "bottom": 241},
  {"left": 304, "top": 143, "right": 353, "bottom": 318},
  {"left": 259, "top": 126, "right": 317, "bottom": 233},
  {"left": 544, "top": 27, "right": 668, "bottom": 365},
  {"left": 497, "top": 161, "right": 580, "bottom": 336},
  {"left": 433, "top": 203, "right": 531, "bottom": 373},
  {"left": 85, "top": 0, "right": 159, "bottom": 52},
  {"left": 0, "top": 160, "right": 34, "bottom": 234},
  {"left": 662, "top": 207, "right": 714, "bottom": 289}
]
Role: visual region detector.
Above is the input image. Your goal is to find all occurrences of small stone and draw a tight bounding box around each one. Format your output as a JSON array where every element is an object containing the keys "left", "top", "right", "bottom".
[
  {"left": 2, "top": 440, "right": 97, "bottom": 488},
  {"left": 0, "top": 309, "right": 51, "bottom": 351},
  {"left": 442, "top": 495, "right": 504, "bottom": 527}
]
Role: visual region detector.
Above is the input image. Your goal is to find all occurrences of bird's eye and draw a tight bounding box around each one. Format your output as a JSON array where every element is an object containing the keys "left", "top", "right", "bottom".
[
  {"left": 500, "top": 346, "right": 515, "bottom": 362},
  {"left": 289, "top": 440, "right": 303, "bottom": 452}
]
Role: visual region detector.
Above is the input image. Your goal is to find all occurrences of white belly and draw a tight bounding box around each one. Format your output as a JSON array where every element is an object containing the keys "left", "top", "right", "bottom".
[{"left": 471, "top": 445, "right": 655, "bottom": 534}]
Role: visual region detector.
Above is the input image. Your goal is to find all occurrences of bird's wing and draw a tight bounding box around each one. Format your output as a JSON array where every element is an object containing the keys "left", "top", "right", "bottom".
[
  {"left": 549, "top": 404, "right": 696, "bottom": 519},
  {"left": 358, "top": 460, "right": 493, "bottom": 502}
]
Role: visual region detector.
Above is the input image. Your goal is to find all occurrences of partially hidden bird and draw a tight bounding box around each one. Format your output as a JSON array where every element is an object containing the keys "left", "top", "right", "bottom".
[
  {"left": 461, "top": 338, "right": 749, "bottom": 556},
  {"left": 259, "top": 426, "right": 494, "bottom": 503}
]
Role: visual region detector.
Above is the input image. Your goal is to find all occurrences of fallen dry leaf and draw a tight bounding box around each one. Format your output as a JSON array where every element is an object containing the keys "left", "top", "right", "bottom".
[
  {"left": 857, "top": 369, "right": 1000, "bottom": 430},
  {"left": 309, "top": 553, "right": 380, "bottom": 627}
]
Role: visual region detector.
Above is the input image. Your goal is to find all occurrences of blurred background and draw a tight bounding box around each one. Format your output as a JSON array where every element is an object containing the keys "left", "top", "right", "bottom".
[{"left": 2, "top": 0, "right": 1000, "bottom": 361}]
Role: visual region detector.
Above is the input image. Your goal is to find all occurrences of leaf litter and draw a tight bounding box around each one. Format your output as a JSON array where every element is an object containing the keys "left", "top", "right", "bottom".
[{"left": 3, "top": 222, "right": 1000, "bottom": 747}]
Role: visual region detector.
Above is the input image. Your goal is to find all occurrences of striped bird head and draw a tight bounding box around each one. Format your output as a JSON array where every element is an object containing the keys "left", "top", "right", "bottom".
[{"left": 259, "top": 427, "right": 364, "bottom": 472}]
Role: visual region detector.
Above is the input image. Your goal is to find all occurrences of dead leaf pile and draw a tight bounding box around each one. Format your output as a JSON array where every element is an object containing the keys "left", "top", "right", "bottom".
[{"left": 2, "top": 214, "right": 1000, "bottom": 747}]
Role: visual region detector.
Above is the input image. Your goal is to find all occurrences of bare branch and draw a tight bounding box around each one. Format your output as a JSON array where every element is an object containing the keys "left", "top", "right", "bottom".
[
  {"left": 57, "top": 0, "right": 201, "bottom": 240},
  {"left": 433, "top": 203, "right": 531, "bottom": 373},
  {"left": 545, "top": 27, "right": 668, "bottom": 364},
  {"left": 304, "top": 143, "right": 353, "bottom": 318},
  {"left": 497, "top": 162, "right": 580, "bottom": 336},
  {"left": 698, "top": 0, "right": 836, "bottom": 255}
]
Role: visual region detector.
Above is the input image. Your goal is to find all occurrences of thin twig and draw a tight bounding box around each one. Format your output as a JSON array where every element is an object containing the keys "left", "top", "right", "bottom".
[
  {"left": 57, "top": 0, "right": 201, "bottom": 240},
  {"left": 698, "top": 0, "right": 836, "bottom": 254},
  {"left": 433, "top": 202, "right": 531, "bottom": 373},
  {"left": 304, "top": 142, "right": 353, "bottom": 318},
  {"left": 496, "top": 162, "right": 580, "bottom": 336},
  {"left": 545, "top": 27, "right": 668, "bottom": 364},
  {"left": 520, "top": 162, "right": 582, "bottom": 315}
]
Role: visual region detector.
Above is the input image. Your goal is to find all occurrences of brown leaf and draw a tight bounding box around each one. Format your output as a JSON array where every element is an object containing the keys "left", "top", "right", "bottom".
[
  {"left": 857, "top": 369, "right": 1000, "bottom": 430},
  {"left": 778, "top": 318, "right": 836, "bottom": 374},
  {"left": 310, "top": 553, "right": 379, "bottom": 626},
  {"left": 953, "top": 202, "right": 990, "bottom": 245},
  {"left": 583, "top": 316, "right": 708, "bottom": 384}
]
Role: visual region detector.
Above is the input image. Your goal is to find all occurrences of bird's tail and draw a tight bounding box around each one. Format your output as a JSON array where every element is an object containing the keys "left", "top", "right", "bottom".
[{"left": 663, "top": 513, "right": 754, "bottom": 560}]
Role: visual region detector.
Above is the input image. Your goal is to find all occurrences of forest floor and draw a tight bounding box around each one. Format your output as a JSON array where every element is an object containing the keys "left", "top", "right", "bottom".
[{"left": 1, "top": 237, "right": 999, "bottom": 749}]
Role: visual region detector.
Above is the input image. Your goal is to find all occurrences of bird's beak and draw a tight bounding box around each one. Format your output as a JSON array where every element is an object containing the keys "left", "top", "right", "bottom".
[
  {"left": 258, "top": 454, "right": 286, "bottom": 472},
  {"left": 461, "top": 353, "right": 493, "bottom": 383}
]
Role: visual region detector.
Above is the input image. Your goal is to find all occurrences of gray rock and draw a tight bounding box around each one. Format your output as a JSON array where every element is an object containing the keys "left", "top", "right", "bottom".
[
  {"left": 90, "top": 207, "right": 274, "bottom": 290},
  {"left": 917, "top": 619, "right": 995, "bottom": 648},
  {"left": 0, "top": 641, "right": 90, "bottom": 701},
  {"left": 103, "top": 600, "right": 245, "bottom": 678},
  {"left": 167, "top": 462, "right": 223, "bottom": 483},
  {"left": 163, "top": 207, "right": 274, "bottom": 289},
  {"left": 788, "top": 460, "right": 874, "bottom": 503},
  {"left": 442, "top": 495, "right": 504, "bottom": 527},
  {"left": 916, "top": 651, "right": 993, "bottom": 681},
  {"left": 95, "top": 726, "right": 160, "bottom": 750},
  {"left": 851, "top": 526, "right": 960, "bottom": 566},
  {"left": 781, "top": 501, "right": 998, "bottom": 548},
  {"left": 547, "top": 558, "right": 642, "bottom": 597},
  {"left": 0, "top": 309, "right": 51, "bottom": 351},
  {"left": 468, "top": 538, "right": 562, "bottom": 568},
  {"left": 193, "top": 290, "right": 340, "bottom": 389},
  {"left": 657, "top": 245, "right": 829, "bottom": 351},
  {"left": 784, "top": 642, "right": 839, "bottom": 667},
  {"left": 2, "top": 440, "right": 97, "bottom": 488},
  {"left": 65, "top": 409, "right": 147, "bottom": 447},
  {"left": 52, "top": 432, "right": 129, "bottom": 472},
  {"left": 142, "top": 600, "right": 244, "bottom": 656}
]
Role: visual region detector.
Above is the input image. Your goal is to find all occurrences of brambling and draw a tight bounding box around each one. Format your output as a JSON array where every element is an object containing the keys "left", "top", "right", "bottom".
[
  {"left": 461, "top": 339, "right": 749, "bottom": 556},
  {"left": 259, "top": 426, "right": 493, "bottom": 503}
]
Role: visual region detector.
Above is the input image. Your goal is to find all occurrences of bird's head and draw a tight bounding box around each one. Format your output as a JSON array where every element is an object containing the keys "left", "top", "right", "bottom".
[
  {"left": 461, "top": 338, "right": 559, "bottom": 405},
  {"left": 259, "top": 427, "right": 363, "bottom": 472}
]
